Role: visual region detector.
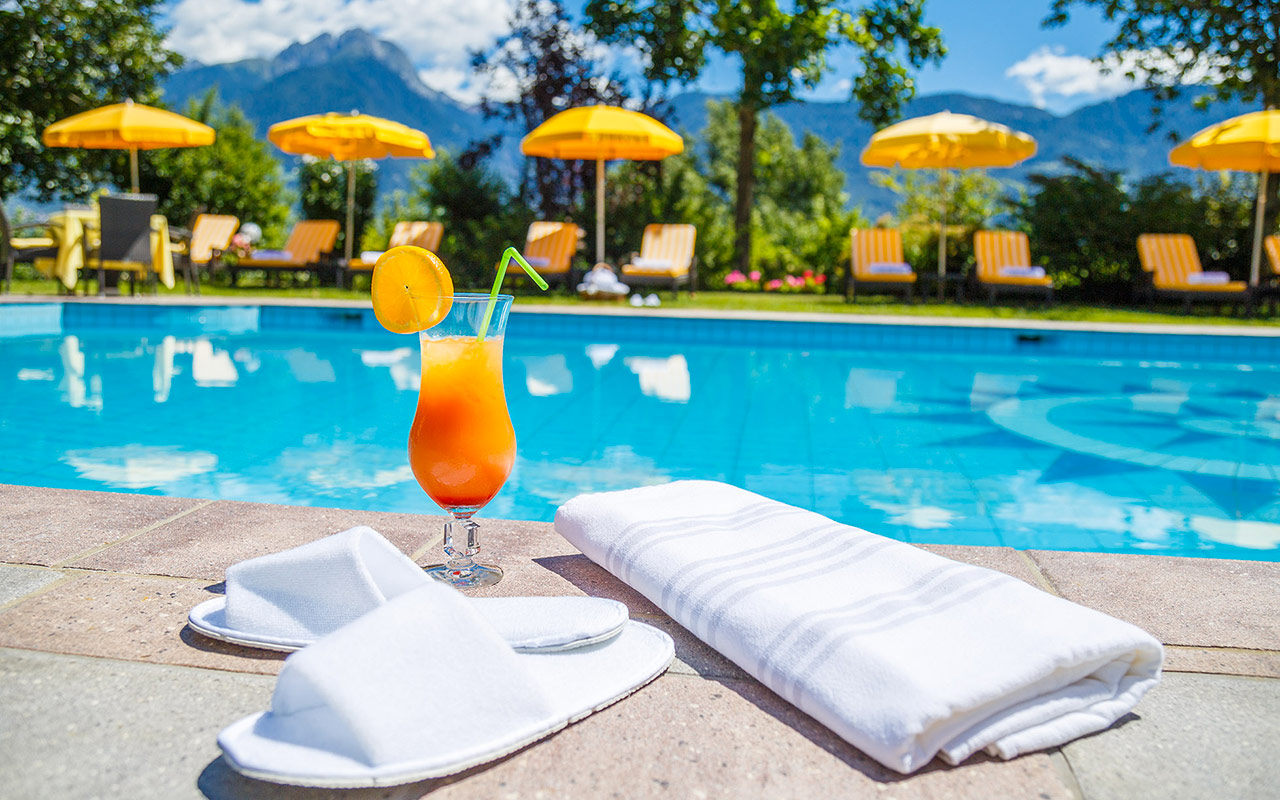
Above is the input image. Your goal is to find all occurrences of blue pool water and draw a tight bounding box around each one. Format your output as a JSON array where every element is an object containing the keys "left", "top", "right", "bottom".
[{"left": 2, "top": 302, "right": 1279, "bottom": 560}]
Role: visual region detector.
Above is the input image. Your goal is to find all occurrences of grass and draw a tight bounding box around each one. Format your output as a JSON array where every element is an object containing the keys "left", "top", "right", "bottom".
[{"left": 5, "top": 273, "right": 1277, "bottom": 327}]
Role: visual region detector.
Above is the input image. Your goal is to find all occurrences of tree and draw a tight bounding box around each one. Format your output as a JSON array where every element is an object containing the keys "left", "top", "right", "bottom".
[
  {"left": 298, "top": 158, "right": 377, "bottom": 257},
  {"left": 414, "top": 151, "right": 535, "bottom": 289},
  {"left": 1016, "top": 157, "right": 1254, "bottom": 301},
  {"left": 124, "top": 91, "right": 289, "bottom": 243},
  {"left": 1047, "top": 0, "right": 1280, "bottom": 247},
  {"left": 610, "top": 100, "right": 862, "bottom": 289},
  {"left": 472, "top": 0, "right": 628, "bottom": 220},
  {"left": 586, "top": 0, "right": 944, "bottom": 272},
  {"left": 873, "top": 167, "right": 1012, "bottom": 275},
  {"left": 0, "top": 0, "right": 181, "bottom": 201}
]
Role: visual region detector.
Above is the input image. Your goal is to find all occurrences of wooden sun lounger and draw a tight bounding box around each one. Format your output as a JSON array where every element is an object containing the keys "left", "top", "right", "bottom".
[{"left": 620, "top": 224, "right": 697, "bottom": 296}]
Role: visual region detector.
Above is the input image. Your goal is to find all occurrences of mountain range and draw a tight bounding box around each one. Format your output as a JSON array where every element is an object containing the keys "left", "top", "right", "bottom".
[{"left": 162, "top": 28, "right": 1251, "bottom": 216}]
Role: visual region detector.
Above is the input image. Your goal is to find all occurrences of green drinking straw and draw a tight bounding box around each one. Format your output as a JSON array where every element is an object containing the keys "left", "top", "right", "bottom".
[{"left": 479, "top": 247, "right": 548, "bottom": 342}]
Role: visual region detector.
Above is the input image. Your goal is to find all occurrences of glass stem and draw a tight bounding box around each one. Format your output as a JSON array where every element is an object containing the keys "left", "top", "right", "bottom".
[{"left": 443, "top": 513, "right": 481, "bottom": 573}]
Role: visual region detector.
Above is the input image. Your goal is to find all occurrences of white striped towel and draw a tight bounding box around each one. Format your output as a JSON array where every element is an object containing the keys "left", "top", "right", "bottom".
[{"left": 554, "top": 480, "right": 1163, "bottom": 774}]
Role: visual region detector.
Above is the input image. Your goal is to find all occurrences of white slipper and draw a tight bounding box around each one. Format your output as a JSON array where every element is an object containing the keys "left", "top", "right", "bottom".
[
  {"left": 188, "top": 594, "right": 629, "bottom": 653},
  {"left": 218, "top": 581, "right": 674, "bottom": 787},
  {"left": 187, "top": 526, "right": 628, "bottom": 653}
]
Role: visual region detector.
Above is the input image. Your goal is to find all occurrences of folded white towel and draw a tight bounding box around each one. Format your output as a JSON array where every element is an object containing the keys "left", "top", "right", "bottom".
[
  {"left": 189, "top": 526, "right": 628, "bottom": 652},
  {"left": 1185, "top": 271, "right": 1230, "bottom": 285},
  {"left": 359, "top": 250, "right": 385, "bottom": 263},
  {"left": 524, "top": 256, "right": 551, "bottom": 268},
  {"left": 218, "top": 582, "right": 674, "bottom": 787},
  {"left": 631, "top": 257, "right": 674, "bottom": 270},
  {"left": 997, "top": 265, "right": 1047, "bottom": 278},
  {"left": 866, "top": 262, "right": 914, "bottom": 275},
  {"left": 554, "top": 481, "right": 1164, "bottom": 774}
]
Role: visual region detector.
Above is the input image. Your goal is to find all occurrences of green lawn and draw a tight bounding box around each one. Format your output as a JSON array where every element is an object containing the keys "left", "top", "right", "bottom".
[{"left": 5, "top": 274, "right": 1276, "bottom": 327}]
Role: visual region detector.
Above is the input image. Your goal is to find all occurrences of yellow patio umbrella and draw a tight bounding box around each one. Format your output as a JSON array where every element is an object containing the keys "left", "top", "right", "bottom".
[
  {"left": 42, "top": 99, "right": 216, "bottom": 193},
  {"left": 1171, "top": 109, "right": 1280, "bottom": 286},
  {"left": 268, "top": 111, "right": 435, "bottom": 262},
  {"left": 861, "top": 111, "right": 1037, "bottom": 287},
  {"left": 521, "top": 105, "right": 684, "bottom": 264}
]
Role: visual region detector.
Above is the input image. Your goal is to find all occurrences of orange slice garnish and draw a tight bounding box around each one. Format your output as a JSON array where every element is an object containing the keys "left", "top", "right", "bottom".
[{"left": 371, "top": 246, "right": 454, "bottom": 333}]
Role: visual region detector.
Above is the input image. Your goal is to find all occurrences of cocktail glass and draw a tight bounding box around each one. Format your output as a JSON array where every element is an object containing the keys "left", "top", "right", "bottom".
[{"left": 409, "top": 293, "right": 515, "bottom": 588}]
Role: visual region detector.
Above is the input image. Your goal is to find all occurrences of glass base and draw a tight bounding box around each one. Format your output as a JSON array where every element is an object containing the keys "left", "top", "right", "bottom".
[{"left": 424, "top": 561, "right": 503, "bottom": 589}]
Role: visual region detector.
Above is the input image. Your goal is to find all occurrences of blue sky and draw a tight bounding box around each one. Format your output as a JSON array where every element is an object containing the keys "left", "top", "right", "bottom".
[{"left": 162, "top": 0, "right": 1136, "bottom": 115}]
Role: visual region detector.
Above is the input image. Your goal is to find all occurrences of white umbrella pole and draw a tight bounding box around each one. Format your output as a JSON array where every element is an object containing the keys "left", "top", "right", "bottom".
[
  {"left": 937, "top": 169, "right": 949, "bottom": 300},
  {"left": 595, "top": 158, "right": 606, "bottom": 264},
  {"left": 130, "top": 147, "right": 140, "bottom": 194},
  {"left": 1250, "top": 169, "right": 1269, "bottom": 286},
  {"left": 345, "top": 161, "right": 356, "bottom": 263}
]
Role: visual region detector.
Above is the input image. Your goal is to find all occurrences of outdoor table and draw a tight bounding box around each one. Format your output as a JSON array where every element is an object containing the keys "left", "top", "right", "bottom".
[
  {"left": 33, "top": 208, "right": 177, "bottom": 291},
  {"left": 0, "top": 483, "right": 1277, "bottom": 799}
]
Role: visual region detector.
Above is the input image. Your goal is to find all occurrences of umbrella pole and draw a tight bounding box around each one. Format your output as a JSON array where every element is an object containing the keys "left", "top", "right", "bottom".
[
  {"left": 937, "top": 169, "right": 949, "bottom": 301},
  {"left": 1250, "top": 168, "right": 1269, "bottom": 286},
  {"left": 595, "top": 158, "right": 605, "bottom": 265},
  {"left": 129, "top": 147, "right": 139, "bottom": 194},
  {"left": 345, "top": 161, "right": 356, "bottom": 264}
]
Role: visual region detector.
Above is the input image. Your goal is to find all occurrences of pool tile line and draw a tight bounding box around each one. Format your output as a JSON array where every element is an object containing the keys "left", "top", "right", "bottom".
[
  {"left": 0, "top": 568, "right": 74, "bottom": 613},
  {"left": 1047, "top": 750, "right": 1087, "bottom": 800},
  {"left": 51, "top": 499, "right": 216, "bottom": 568},
  {"left": 1018, "top": 551, "right": 1062, "bottom": 596}
]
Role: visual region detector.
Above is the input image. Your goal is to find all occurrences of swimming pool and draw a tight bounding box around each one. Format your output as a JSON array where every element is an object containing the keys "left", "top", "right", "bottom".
[{"left": 2, "top": 301, "right": 1279, "bottom": 560}]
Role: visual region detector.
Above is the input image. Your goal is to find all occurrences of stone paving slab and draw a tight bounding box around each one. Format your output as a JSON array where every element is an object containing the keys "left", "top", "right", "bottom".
[
  {"left": 1028, "top": 550, "right": 1280, "bottom": 650},
  {"left": 1062, "top": 672, "right": 1280, "bottom": 800},
  {"left": 0, "top": 563, "right": 65, "bottom": 607},
  {"left": 2, "top": 487, "right": 1279, "bottom": 798},
  {"left": 71, "top": 499, "right": 443, "bottom": 580},
  {"left": 0, "top": 648, "right": 274, "bottom": 800},
  {"left": 0, "top": 571, "right": 284, "bottom": 675},
  {"left": 1163, "top": 645, "right": 1280, "bottom": 679},
  {"left": 0, "top": 484, "right": 207, "bottom": 566}
]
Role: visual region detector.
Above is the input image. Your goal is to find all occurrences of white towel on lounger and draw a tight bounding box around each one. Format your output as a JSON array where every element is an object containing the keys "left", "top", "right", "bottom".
[
  {"left": 997, "top": 265, "right": 1047, "bottom": 279},
  {"left": 554, "top": 480, "right": 1164, "bottom": 774},
  {"left": 866, "top": 262, "right": 914, "bottom": 275},
  {"left": 1185, "top": 271, "right": 1230, "bottom": 285}
]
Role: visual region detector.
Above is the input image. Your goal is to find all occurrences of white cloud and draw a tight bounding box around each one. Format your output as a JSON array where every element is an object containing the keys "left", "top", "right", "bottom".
[
  {"left": 1006, "top": 45, "right": 1226, "bottom": 109},
  {"left": 1005, "top": 46, "right": 1138, "bottom": 108},
  {"left": 165, "top": 0, "right": 513, "bottom": 98}
]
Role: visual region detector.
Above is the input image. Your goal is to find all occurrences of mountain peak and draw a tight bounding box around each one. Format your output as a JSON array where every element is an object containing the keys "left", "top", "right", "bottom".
[{"left": 269, "top": 29, "right": 443, "bottom": 103}]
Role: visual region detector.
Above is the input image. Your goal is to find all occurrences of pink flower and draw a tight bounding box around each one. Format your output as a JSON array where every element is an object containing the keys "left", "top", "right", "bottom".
[
  {"left": 785, "top": 274, "right": 804, "bottom": 287},
  {"left": 815, "top": 274, "right": 827, "bottom": 284},
  {"left": 748, "top": 270, "right": 761, "bottom": 281},
  {"left": 723, "top": 270, "right": 747, "bottom": 285},
  {"left": 802, "top": 269, "right": 814, "bottom": 279},
  {"left": 765, "top": 278, "right": 783, "bottom": 290}
]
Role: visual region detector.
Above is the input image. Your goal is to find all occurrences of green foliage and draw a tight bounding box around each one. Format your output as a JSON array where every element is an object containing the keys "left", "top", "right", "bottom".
[
  {"left": 1017, "top": 158, "right": 1255, "bottom": 301},
  {"left": 614, "top": 100, "right": 864, "bottom": 289},
  {"left": 873, "top": 168, "right": 1014, "bottom": 274},
  {"left": 298, "top": 158, "right": 377, "bottom": 257},
  {"left": 1046, "top": 0, "right": 1279, "bottom": 245},
  {"left": 0, "top": 0, "right": 181, "bottom": 200},
  {"left": 586, "top": 1, "right": 944, "bottom": 126},
  {"left": 384, "top": 153, "right": 535, "bottom": 290},
  {"left": 124, "top": 91, "right": 289, "bottom": 243},
  {"left": 586, "top": 0, "right": 944, "bottom": 270},
  {"left": 473, "top": 0, "right": 627, "bottom": 220}
]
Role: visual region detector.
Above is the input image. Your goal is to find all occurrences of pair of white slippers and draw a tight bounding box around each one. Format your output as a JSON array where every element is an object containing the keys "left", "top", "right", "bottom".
[{"left": 189, "top": 527, "right": 674, "bottom": 788}]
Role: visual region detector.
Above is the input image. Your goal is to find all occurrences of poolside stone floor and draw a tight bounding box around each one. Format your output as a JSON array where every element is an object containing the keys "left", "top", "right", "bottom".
[{"left": 0, "top": 483, "right": 1277, "bottom": 799}]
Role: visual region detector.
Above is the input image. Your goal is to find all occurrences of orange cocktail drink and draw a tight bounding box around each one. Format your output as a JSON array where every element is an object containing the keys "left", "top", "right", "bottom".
[
  {"left": 409, "top": 334, "right": 515, "bottom": 511},
  {"left": 372, "top": 245, "right": 545, "bottom": 589}
]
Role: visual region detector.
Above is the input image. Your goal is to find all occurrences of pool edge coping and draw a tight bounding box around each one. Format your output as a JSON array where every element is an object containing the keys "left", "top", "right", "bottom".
[{"left": 3, "top": 294, "right": 1279, "bottom": 339}]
